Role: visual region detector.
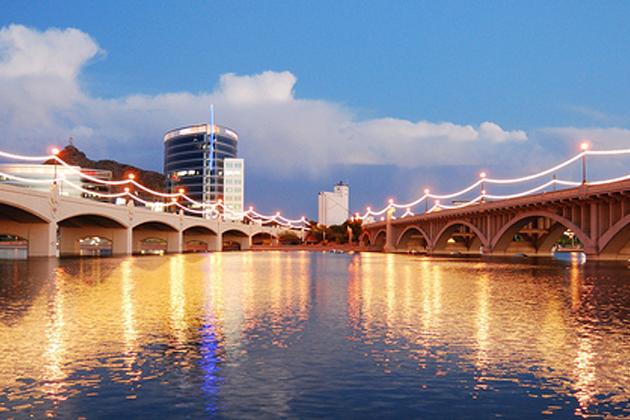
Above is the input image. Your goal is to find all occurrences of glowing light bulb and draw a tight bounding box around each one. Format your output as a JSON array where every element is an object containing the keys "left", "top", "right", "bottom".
[
  {"left": 51, "top": 147, "right": 60, "bottom": 156},
  {"left": 128, "top": 173, "right": 136, "bottom": 180},
  {"left": 178, "top": 188, "right": 185, "bottom": 194},
  {"left": 580, "top": 142, "right": 590, "bottom": 151},
  {"left": 479, "top": 172, "right": 487, "bottom": 179},
  {"left": 124, "top": 187, "right": 130, "bottom": 193},
  {"left": 388, "top": 198, "right": 394, "bottom": 205},
  {"left": 481, "top": 189, "right": 487, "bottom": 195},
  {"left": 424, "top": 188, "right": 430, "bottom": 194}
]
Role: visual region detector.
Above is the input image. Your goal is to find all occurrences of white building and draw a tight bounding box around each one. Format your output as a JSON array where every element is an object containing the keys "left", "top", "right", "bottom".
[
  {"left": 0, "top": 164, "right": 113, "bottom": 201},
  {"left": 223, "top": 158, "right": 244, "bottom": 220},
  {"left": 318, "top": 182, "right": 349, "bottom": 226}
]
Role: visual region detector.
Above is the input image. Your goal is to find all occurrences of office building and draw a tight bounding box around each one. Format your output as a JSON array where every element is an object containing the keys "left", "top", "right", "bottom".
[
  {"left": 318, "top": 182, "right": 349, "bottom": 226},
  {"left": 163, "top": 124, "right": 238, "bottom": 207},
  {"left": 223, "top": 158, "right": 245, "bottom": 220}
]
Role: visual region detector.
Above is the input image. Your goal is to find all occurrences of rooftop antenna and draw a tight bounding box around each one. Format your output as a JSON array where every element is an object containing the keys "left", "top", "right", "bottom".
[{"left": 202, "top": 105, "right": 216, "bottom": 216}]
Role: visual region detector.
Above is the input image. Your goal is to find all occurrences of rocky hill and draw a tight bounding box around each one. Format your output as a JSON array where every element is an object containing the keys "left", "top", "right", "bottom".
[{"left": 44, "top": 145, "right": 166, "bottom": 193}]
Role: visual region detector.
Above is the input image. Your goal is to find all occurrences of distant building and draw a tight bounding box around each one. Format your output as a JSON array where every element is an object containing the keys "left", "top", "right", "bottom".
[
  {"left": 223, "top": 158, "right": 244, "bottom": 220},
  {"left": 0, "top": 164, "right": 112, "bottom": 201},
  {"left": 318, "top": 182, "right": 349, "bottom": 226},
  {"left": 163, "top": 123, "right": 238, "bottom": 206}
]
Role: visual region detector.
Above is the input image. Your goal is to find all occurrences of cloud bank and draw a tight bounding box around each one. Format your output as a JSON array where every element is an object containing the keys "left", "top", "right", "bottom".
[
  {"left": 0, "top": 25, "right": 532, "bottom": 171},
  {"left": 0, "top": 24, "right": 628, "bottom": 188}
]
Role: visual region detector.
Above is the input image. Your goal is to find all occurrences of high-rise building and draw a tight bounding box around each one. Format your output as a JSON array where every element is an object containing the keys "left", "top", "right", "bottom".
[
  {"left": 223, "top": 158, "right": 245, "bottom": 220},
  {"left": 318, "top": 182, "right": 349, "bottom": 226},
  {"left": 163, "top": 124, "right": 238, "bottom": 207}
]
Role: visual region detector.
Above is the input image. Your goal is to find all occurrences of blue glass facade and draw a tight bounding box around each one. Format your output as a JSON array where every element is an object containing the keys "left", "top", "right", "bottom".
[{"left": 163, "top": 125, "right": 238, "bottom": 203}]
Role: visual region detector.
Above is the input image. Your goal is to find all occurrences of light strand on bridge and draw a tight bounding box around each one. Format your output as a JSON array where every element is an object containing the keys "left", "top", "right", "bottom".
[
  {"left": 0, "top": 148, "right": 309, "bottom": 229},
  {"left": 358, "top": 146, "right": 630, "bottom": 220}
]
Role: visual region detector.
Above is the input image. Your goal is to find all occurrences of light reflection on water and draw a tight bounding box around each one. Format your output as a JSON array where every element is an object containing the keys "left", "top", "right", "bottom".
[{"left": 0, "top": 252, "right": 628, "bottom": 418}]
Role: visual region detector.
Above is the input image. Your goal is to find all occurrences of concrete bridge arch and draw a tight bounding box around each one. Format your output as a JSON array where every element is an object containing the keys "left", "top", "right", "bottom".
[
  {"left": 395, "top": 225, "right": 430, "bottom": 252},
  {"left": 432, "top": 220, "right": 490, "bottom": 254},
  {"left": 490, "top": 210, "right": 594, "bottom": 256},
  {"left": 597, "top": 214, "right": 630, "bottom": 259}
]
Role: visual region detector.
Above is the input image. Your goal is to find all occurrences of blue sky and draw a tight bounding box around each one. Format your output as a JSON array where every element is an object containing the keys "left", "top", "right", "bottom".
[{"left": 1, "top": 1, "right": 629, "bottom": 217}]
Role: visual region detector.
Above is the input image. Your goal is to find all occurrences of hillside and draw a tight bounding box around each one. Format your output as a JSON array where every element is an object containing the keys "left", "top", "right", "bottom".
[{"left": 44, "top": 145, "right": 166, "bottom": 193}]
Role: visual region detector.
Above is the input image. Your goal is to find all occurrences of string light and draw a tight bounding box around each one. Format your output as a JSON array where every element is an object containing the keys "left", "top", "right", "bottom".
[
  {"left": 357, "top": 145, "right": 630, "bottom": 221},
  {"left": 3, "top": 145, "right": 629, "bottom": 229},
  {"left": 0, "top": 148, "right": 309, "bottom": 229}
]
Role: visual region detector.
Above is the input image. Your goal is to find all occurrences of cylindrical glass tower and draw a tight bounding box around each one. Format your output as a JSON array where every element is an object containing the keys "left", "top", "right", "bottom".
[{"left": 163, "top": 124, "right": 238, "bottom": 205}]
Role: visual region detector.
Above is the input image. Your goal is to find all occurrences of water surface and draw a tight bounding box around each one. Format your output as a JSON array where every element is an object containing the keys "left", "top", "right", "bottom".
[{"left": 0, "top": 252, "right": 628, "bottom": 418}]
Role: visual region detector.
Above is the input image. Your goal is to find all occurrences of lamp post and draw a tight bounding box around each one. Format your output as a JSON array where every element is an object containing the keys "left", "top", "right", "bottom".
[
  {"left": 479, "top": 172, "right": 487, "bottom": 203},
  {"left": 580, "top": 142, "right": 589, "bottom": 184},
  {"left": 51, "top": 147, "right": 60, "bottom": 184},
  {"left": 424, "top": 188, "right": 430, "bottom": 213}
]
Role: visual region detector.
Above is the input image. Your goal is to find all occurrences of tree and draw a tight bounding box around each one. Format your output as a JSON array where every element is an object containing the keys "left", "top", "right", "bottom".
[{"left": 278, "top": 231, "right": 301, "bottom": 245}]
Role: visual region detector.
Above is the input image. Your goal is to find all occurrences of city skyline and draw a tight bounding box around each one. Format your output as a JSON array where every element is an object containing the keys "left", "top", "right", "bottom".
[{"left": 1, "top": 2, "right": 629, "bottom": 217}]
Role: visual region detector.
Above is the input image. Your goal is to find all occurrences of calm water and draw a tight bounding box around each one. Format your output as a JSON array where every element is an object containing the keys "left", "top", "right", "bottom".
[{"left": 0, "top": 252, "right": 628, "bottom": 419}]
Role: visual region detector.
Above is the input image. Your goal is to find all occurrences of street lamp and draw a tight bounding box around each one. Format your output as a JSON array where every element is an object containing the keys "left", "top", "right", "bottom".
[
  {"left": 424, "top": 188, "right": 430, "bottom": 212},
  {"left": 479, "top": 172, "right": 487, "bottom": 203},
  {"left": 51, "top": 147, "right": 60, "bottom": 184},
  {"left": 580, "top": 142, "right": 589, "bottom": 184}
]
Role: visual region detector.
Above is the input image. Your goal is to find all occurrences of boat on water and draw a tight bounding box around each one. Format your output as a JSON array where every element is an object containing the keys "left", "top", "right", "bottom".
[{"left": 552, "top": 246, "right": 586, "bottom": 264}]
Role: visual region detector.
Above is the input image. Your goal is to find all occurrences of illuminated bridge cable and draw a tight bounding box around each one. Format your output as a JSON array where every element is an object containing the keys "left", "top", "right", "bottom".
[
  {"left": 357, "top": 146, "right": 630, "bottom": 220},
  {"left": 0, "top": 148, "right": 309, "bottom": 229}
]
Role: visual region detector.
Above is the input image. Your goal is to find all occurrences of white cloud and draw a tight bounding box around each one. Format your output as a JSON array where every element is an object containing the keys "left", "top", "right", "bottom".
[{"left": 0, "top": 24, "right": 625, "bottom": 182}]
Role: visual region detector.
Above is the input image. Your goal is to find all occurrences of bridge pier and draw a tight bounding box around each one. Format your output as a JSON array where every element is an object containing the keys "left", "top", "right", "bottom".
[
  {"left": 168, "top": 230, "right": 183, "bottom": 254},
  {"left": 384, "top": 208, "right": 395, "bottom": 253},
  {"left": 112, "top": 228, "right": 132, "bottom": 256},
  {"left": 30, "top": 221, "right": 58, "bottom": 257},
  {"left": 213, "top": 231, "right": 223, "bottom": 252}
]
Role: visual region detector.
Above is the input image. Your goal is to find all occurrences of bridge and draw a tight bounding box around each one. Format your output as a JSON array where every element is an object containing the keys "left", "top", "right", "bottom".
[
  {"left": 0, "top": 182, "right": 288, "bottom": 258},
  {"left": 360, "top": 178, "right": 630, "bottom": 261}
]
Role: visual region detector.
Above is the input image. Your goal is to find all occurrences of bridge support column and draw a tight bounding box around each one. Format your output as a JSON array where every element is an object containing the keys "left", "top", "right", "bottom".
[
  {"left": 29, "top": 221, "right": 58, "bottom": 257},
  {"left": 112, "top": 227, "right": 132, "bottom": 256},
  {"left": 384, "top": 208, "right": 395, "bottom": 252},
  {"left": 167, "top": 230, "right": 183, "bottom": 254},
  {"left": 212, "top": 231, "right": 223, "bottom": 252}
]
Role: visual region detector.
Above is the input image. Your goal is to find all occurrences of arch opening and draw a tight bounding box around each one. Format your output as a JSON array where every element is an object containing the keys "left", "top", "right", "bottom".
[
  {"left": 359, "top": 232, "right": 371, "bottom": 248},
  {"left": 59, "top": 214, "right": 129, "bottom": 257},
  {"left": 373, "top": 230, "right": 386, "bottom": 250},
  {"left": 433, "top": 222, "right": 485, "bottom": 255},
  {"left": 139, "top": 237, "right": 168, "bottom": 255},
  {"left": 0, "top": 234, "right": 28, "bottom": 260},
  {"left": 222, "top": 229, "right": 249, "bottom": 251},
  {"left": 183, "top": 225, "right": 217, "bottom": 253},
  {"left": 599, "top": 219, "right": 630, "bottom": 260},
  {"left": 492, "top": 213, "right": 587, "bottom": 257},
  {"left": 133, "top": 221, "right": 180, "bottom": 255},
  {"left": 78, "top": 236, "right": 113, "bottom": 257},
  {"left": 395, "top": 226, "right": 428, "bottom": 253},
  {"left": 252, "top": 232, "right": 276, "bottom": 246},
  {"left": 0, "top": 202, "right": 52, "bottom": 258}
]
